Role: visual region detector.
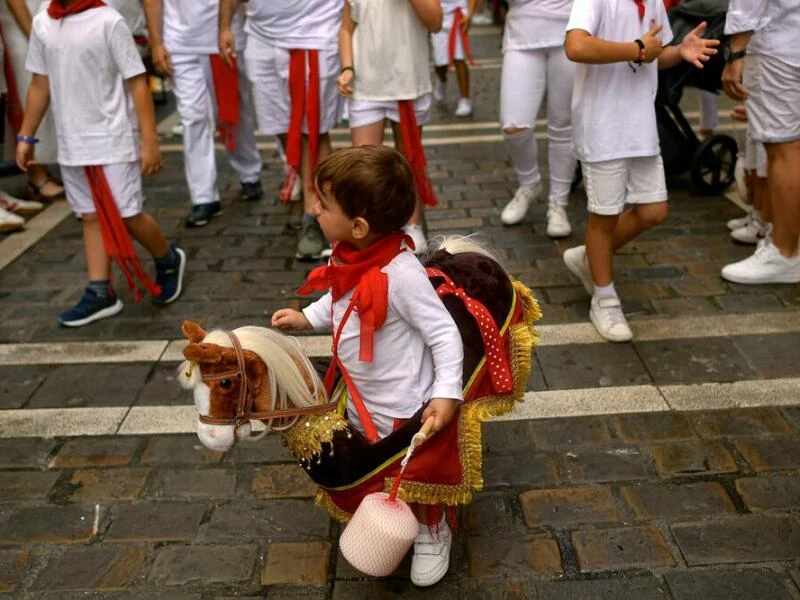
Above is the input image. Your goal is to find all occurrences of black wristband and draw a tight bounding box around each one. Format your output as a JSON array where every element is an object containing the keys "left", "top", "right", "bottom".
[
  {"left": 340, "top": 66, "right": 354, "bottom": 75},
  {"left": 633, "top": 39, "right": 645, "bottom": 65}
]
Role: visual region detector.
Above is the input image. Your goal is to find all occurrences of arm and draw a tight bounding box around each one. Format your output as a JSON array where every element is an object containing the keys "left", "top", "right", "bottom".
[
  {"left": 273, "top": 292, "right": 333, "bottom": 333},
  {"left": 142, "top": 0, "right": 172, "bottom": 76},
  {"left": 721, "top": 31, "right": 753, "bottom": 101},
  {"left": 462, "top": 0, "right": 479, "bottom": 32},
  {"left": 565, "top": 26, "right": 664, "bottom": 64},
  {"left": 409, "top": 0, "right": 443, "bottom": 33},
  {"left": 337, "top": 2, "right": 356, "bottom": 96},
  {"left": 218, "top": 0, "right": 238, "bottom": 67},
  {"left": 5, "top": 0, "right": 33, "bottom": 38},
  {"left": 16, "top": 74, "right": 50, "bottom": 171},
  {"left": 127, "top": 74, "right": 163, "bottom": 175}
]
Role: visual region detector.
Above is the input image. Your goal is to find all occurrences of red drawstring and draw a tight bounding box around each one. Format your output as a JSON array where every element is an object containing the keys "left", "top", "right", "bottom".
[
  {"left": 397, "top": 100, "right": 437, "bottom": 208},
  {"left": 209, "top": 54, "right": 240, "bottom": 152},
  {"left": 448, "top": 8, "right": 478, "bottom": 67}
]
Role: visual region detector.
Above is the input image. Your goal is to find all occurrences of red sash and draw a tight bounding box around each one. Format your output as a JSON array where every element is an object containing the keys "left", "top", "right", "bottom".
[
  {"left": 47, "top": 0, "right": 105, "bottom": 18},
  {"left": 448, "top": 8, "right": 477, "bottom": 67},
  {"left": 397, "top": 101, "right": 437, "bottom": 208},
  {"left": 209, "top": 55, "right": 240, "bottom": 152}
]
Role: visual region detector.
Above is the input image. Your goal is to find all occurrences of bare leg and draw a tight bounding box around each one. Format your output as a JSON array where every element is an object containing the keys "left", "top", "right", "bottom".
[
  {"left": 28, "top": 164, "right": 64, "bottom": 198},
  {"left": 765, "top": 141, "right": 800, "bottom": 256},
  {"left": 391, "top": 121, "right": 424, "bottom": 226},
  {"left": 454, "top": 60, "right": 469, "bottom": 99},
  {"left": 755, "top": 176, "right": 770, "bottom": 222},
  {"left": 82, "top": 213, "right": 112, "bottom": 281},
  {"left": 124, "top": 213, "right": 169, "bottom": 258},
  {"left": 351, "top": 120, "right": 385, "bottom": 147},
  {"left": 610, "top": 202, "right": 668, "bottom": 251},
  {"left": 585, "top": 213, "right": 619, "bottom": 287}
]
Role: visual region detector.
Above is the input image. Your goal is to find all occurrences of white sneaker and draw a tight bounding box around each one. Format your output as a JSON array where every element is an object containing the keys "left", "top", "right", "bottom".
[
  {"left": 410, "top": 520, "right": 451, "bottom": 587},
  {"left": 500, "top": 183, "right": 541, "bottom": 226},
  {"left": 0, "top": 192, "right": 44, "bottom": 218},
  {"left": 563, "top": 245, "right": 594, "bottom": 296},
  {"left": 403, "top": 223, "right": 428, "bottom": 255},
  {"left": 721, "top": 242, "right": 800, "bottom": 284},
  {"left": 727, "top": 209, "right": 757, "bottom": 231},
  {"left": 730, "top": 216, "right": 768, "bottom": 245},
  {"left": 590, "top": 296, "right": 633, "bottom": 343},
  {"left": 433, "top": 79, "right": 445, "bottom": 104},
  {"left": 320, "top": 245, "right": 333, "bottom": 259},
  {"left": 171, "top": 123, "right": 183, "bottom": 136},
  {"left": 546, "top": 205, "right": 572, "bottom": 238},
  {"left": 472, "top": 11, "right": 492, "bottom": 25},
  {"left": 0, "top": 206, "right": 25, "bottom": 233},
  {"left": 341, "top": 99, "right": 350, "bottom": 122},
  {"left": 454, "top": 98, "right": 472, "bottom": 118},
  {"left": 290, "top": 176, "right": 301, "bottom": 202}
]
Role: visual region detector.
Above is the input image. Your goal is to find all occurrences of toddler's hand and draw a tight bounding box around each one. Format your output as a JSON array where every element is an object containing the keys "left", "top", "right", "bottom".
[
  {"left": 271, "top": 309, "right": 313, "bottom": 332},
  {"left": 422, "top": 397, "right": 459, "bottom": 433}
]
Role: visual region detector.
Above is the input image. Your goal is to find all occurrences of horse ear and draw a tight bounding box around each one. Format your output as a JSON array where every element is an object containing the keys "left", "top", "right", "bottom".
[
  {"left": 183, "top": 342, "right": 223, "bottom": 363},
  {"left": 182, "top": 320, "right": 207, "bottom": 343}
]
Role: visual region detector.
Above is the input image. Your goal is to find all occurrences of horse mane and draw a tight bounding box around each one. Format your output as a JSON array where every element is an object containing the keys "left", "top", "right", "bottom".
[
  {"left": 431, "top": 234, "right": 504, "bottom": 266},
  {"left": 178, "top": 326, "right": 326, "bottom": 409}
]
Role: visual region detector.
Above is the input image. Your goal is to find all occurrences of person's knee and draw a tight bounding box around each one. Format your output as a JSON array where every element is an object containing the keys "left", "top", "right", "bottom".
[{"left": 638, "top": 202, "right": 668, "bottom": 228}]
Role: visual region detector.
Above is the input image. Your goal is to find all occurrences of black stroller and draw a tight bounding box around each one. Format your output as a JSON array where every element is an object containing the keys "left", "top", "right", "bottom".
[{"left": 657, "top": 0, "right": 737, "bottom": 196}]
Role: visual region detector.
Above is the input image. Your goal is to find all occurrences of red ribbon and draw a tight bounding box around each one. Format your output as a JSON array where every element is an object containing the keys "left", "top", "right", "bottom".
[
  {"left": 633, "top": 0, "right": 646, "bottom": 21},
  {"left": 280, "top": 49, "right": 320, "bottom": 203},
  {"left": 47, "top": 0, "right": 104, "bottom": 18},
  {"left": 448, "top": 8, "right": 478, "bottom": 67},
  {"left": 397, "top": 100, "right": 437, "bottom": 208},
  {"left": 84, "top": 166, "right": 161, "bottom": 301},
  {"left": 426, "top": 267, "right": 513, "bottom": 395},
  {"left": 209, "top": 55, "right": 240, "bottom": 153}
]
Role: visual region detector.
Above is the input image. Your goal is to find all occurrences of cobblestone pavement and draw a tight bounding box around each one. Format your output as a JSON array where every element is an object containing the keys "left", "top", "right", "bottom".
[{"left": 1, "top": 25, "right": 799, "bottom": 599}]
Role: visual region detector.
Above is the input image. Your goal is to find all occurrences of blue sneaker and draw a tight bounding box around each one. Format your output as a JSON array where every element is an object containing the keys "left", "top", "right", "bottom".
[
  {"left": 58, "top": 287, "right": 123, "bottom": 327},
  {"left": 153, "top": 245, "right": 187, "bottom": 305}
]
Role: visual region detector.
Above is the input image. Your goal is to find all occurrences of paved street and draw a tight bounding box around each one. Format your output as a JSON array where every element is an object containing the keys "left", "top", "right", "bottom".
[{"left": 1, "top": 25, "right": 799, "bottom": 599}]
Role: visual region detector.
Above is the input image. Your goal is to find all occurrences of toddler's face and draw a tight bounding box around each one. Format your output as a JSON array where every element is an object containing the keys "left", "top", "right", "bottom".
[{"left": 313, "top": 183, "right": 353, "bottom": 244}]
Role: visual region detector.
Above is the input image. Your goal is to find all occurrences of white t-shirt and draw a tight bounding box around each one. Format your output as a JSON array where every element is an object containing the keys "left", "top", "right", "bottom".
[
  {"left": 162, "top": 0, "right": 218, "bottom": 55},
  {"left": 104, "top": 0, "right": 146, "bottom": 36},
  {"left": 303, "top": 250, "right": 464, "bottom": 420},
  {"left": 504, "top": 0, "right": 573, "bottom": 52},
  {"left": 349, "top": 0, "right": 432, "bottom": 101},
  {"left": 567, "top": 0, "right": 673, "bottom": 162},
  {"left": 246, "top": 0, "right": 341, "bottom": 50},
  {"left": 725, "top": 0, "right": 800, "bottom": 68},
  {"left": 26, "top": 7, "right": 145, "bottom": 166}
]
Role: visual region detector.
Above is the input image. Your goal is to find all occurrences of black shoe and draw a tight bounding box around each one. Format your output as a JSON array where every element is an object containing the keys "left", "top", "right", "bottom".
[
  {"left": 185, "top": 202, "right": 221, "bottom": 228},
  {"left": 241, "top": 180, "right": 263, "bottom": 202}
]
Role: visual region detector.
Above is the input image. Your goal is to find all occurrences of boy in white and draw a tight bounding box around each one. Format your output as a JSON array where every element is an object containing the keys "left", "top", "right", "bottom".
[
  {"left": 430, "top": 0, "right": 477, "bottom": 117},
  {"left": 17, "top": 0, "right": 186, "bottom": 327},
  {"left": 563, "top": 0, "right": 718, "bottom": 342},
  {"left": 225, "top": 0, "right": 341, "bottom": 261},
  {"left": 498, "top": 0, "right": 576, "bottom": 238},
  {"left": 142, "top": 0, "right": 262, "bottom": 228},
  {"left": 272, "top": 146, "right": 463, "bottom": 588},
  {"left": 338, "top": 0, "right": 443, "bottom": 255}
]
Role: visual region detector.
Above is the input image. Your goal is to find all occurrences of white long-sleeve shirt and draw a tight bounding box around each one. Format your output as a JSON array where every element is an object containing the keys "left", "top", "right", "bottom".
[
  {"left": 725, "top": 0, "right": 800, "bottom": 68},
  {"left": 303, "top": 251, "right": 464, "bottom": 422}
]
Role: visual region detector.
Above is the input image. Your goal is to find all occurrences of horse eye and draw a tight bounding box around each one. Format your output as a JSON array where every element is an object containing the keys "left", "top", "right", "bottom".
[{"left": 219, "top": 379, "right": 233, "bottom": 390}]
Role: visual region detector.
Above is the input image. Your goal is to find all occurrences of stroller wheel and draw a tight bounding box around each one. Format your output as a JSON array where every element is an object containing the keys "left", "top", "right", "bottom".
[{"left": 691, "top": 134, "right": 738, "bottom": 196}]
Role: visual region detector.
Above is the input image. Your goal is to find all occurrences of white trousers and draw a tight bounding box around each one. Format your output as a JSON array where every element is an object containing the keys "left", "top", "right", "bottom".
[
  {"left": 500, "top": 47, "right": 576, "bottom": 205},
  {"left": 170, "top": 52, "right": 262, "bottom": 206},
  {"left": 698, "top": 90, "right": 719, "bottom": 130}
]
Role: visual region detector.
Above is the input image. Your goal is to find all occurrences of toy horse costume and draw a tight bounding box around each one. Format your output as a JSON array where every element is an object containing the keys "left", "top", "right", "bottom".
[{"left": 179, "top": 238, "right": 540, "bottom": 520}]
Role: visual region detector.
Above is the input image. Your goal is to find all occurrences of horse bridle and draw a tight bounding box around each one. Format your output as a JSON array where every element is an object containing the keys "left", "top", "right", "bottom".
[{"left": 197, "top": 331, "right": 338, "bottom": 428}]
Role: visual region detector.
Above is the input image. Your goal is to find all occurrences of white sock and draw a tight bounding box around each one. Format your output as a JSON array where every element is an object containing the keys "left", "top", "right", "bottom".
[
  {"left": 594, "top": 282, "right": 618, "bottom": 301},
  {"left": 503, "top": 128, "right": 539, "bottom": 188}
]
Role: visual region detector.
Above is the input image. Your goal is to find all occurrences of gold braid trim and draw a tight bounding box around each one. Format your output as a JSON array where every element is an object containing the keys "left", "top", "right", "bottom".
[
  {"left": 315, "top": 489, "right": 352, "bottom": 522},
  {"left": 282, "top": 412, "right": 350, "bottom": 463}
]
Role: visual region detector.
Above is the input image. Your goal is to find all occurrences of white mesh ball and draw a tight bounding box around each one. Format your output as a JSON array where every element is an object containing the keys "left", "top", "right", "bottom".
[{"left": 339, "top": 492, "right": 419, "bottom": 577}]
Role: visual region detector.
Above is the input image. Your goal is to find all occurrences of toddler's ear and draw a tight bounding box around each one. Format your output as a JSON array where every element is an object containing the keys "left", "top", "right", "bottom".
[{"left": 351, "top": 216, "right": 371, "bottom": 240}]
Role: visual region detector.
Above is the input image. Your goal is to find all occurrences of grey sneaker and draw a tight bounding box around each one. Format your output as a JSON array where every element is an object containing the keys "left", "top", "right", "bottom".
[{"left": 296, "top": 220, "right": 325, "bottom": 261}]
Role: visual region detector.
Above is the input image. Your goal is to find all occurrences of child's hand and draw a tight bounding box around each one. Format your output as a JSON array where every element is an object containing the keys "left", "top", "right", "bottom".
[
  {"left": 271, "top": 309, "right": 313, "bottom": 332},
  {"left": 15, "top": 142, "right": 35, "bottom": 172},
  {"left": 422, "top": 397, "right": 459, "bottom": 433},
  {"left": 679, "top": 21, "right": 720, "bottom": 69},
  {"left": 152, "top": 43, "right": 173, "bottom": 77},
  {"left": 219, "top": 28, "right": 237, "bottom": 68},
  {"left": 140, "top": 141, "right": 163, "bottom": 176},
  {"left": 337, "top": 70, "right": 354, "bottom": 96},
  {"left": 641, "top": 24, "right": 664, "bottom": 63}
]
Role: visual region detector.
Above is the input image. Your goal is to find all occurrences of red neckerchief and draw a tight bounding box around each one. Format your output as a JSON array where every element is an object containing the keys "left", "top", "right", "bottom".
[
  {"left": 209, "top": 55, "right": 240, "bottom": 152},
  {"left": 298, "top": 232, "right": 410, "bottom": 363},
  {"left": 397, "top": 100, "right": 437, "bottom": 207},
  {"left": 633, "top": 0, "right": 646, "bottom": 21},
  {"left": 48, "top": 0, "right": 105, "bottom": 18}
]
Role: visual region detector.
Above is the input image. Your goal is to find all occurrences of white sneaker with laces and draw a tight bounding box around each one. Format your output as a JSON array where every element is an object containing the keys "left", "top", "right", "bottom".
[
  {"left": 563, "top": 245, "right": 594, "bottom": 296},
  {"left": 546, "top": 205, "right": 572, "bottom": 238},
  {"left": 730, "top": 216, "right": 767, "bottom": 245},
  {"left": 727, "top": 209, "right": 756, "bottom": 231},
  {"left": 403, "top": 223, "right": 428, "bottom": 255},
  {"left": 500, "top": 183, "right": 541, "bottom": 226},
  {"left": 721, "top": 241, "right": 800, "bottom": 284},
  {"left": 0, "top": 192, "right": 44, "bottom": 218},
  {"left": 410, "top": 520, "right": 452, "bottom": 587},
  {"left": 0, "top": 206, "right": 25, "bottom": 233},
  {"left": 454, "top": 97, "right": 472, "bottom": 118},
  {"left": 433, "top": 79, "right": 445, "bottom": 103},
  {"left": 590, "top": 296, "right": 633, "bottom": 342}
]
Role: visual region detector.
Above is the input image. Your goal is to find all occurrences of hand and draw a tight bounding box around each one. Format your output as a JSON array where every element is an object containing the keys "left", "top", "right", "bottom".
[
  {"left": 421, "top": 397, "right": 459, "bottom": 433},
  {"left": 152, "top": 43, "right": 173, "bottom": 77},
  {"left": 219, "top": 28, "right": 237, "bottom": 68},
  {"left": 271, "top": 309, "right": 313, "bottom": 332},
  {"left": 730, "top": 104, "right": 747, "bottom": 122},
  {"left": 140, "top": 140, "right": 163, "bottom": 176},
  {"left": 15, "top": 141, "right": 35, "bottom": 172},
  {"left": 679, "top": 21, "right": 720, "bottom": 69},
  {"left": 337, "top": 69, "right": 353, "bottom": 96},
  {"left": 461, "top": 11, "right": 473, "bottom": 33},
  {"left": 641, "top": 23, "right": 664, "bottom": 63},
  {"left": 722, "top": 56, "right": 748, "bottom": 101}
]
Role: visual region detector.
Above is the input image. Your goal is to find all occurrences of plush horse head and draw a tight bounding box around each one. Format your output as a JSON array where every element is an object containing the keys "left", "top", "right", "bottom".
[{"left": 178, "top": 321, "right": 331, "bottom": 452}]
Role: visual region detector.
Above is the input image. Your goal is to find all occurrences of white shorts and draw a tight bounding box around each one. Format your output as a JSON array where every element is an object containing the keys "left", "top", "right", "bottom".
[
  {"left": 244, "top": 37, "right": 340, "bottom": 135},
  {"left": 746, "top": 53, "right": 800, "bottom": 145},
  {"left": 348, "top": 94, "right": 432, "bottom": 128},
  {"left": 430, "top": 18, "right": 465, "bottom": 66},
  {"left": 582, "top": 156, "right": 667, "bottom": 216},
  {"left": 61, "top": 162, "right": 143, "bottom": 218}
]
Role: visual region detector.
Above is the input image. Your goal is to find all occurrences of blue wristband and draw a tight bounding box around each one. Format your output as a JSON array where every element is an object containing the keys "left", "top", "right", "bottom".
[{"left": 16, "top": 134, "right": 39, "bottom": 144}]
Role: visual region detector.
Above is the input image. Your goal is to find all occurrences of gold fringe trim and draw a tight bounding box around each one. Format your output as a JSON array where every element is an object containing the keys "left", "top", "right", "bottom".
[{"left": 282, "top": 412, "right": 350, "bottom": 462}]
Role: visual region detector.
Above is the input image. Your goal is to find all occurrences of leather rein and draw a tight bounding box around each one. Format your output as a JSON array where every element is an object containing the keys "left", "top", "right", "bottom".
[{"left": 197, "top": 331, "right": 337, "bottom": 427}]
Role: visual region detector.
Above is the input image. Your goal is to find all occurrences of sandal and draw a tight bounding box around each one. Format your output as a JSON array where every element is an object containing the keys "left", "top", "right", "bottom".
[{"left": 28, "top": 177, "right": 66, "bottom": 202}]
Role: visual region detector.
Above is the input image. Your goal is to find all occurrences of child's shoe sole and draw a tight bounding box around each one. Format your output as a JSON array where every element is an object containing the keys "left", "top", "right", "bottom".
[{"left": 58, "top": 299, "right": 124, "bottom": 327}]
